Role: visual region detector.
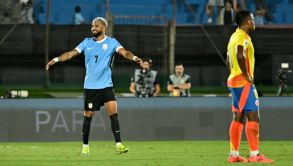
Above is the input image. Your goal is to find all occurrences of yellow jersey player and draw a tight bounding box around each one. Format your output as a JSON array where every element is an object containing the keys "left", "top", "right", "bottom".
[{"left": 226, "top": 10, "right": 273, "bottom": 163}]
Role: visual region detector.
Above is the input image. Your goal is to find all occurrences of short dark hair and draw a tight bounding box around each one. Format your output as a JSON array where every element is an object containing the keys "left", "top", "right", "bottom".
[
  {"left": 175, "top": 62, "right": 183, "bottom": 66},
  {"left": 225, "top": 0, "right": 232, "bottom": 5},
  {"left": 235, "top": 10, "right": 251, "bottom": 26},
  {"left": 142, "top": 57, "right": 152, "bottom": 64},
  {"left": 75, "top": 6, "right": 81, "bottom": 13}
]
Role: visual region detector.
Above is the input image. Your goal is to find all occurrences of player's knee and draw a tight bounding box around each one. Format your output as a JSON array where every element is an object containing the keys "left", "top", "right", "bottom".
[
  {"left": 109, "top": 113, "right": 118, "bottom": 120},
  {"left": 84, "top": 111, "right": 93, "bottom": 117}
]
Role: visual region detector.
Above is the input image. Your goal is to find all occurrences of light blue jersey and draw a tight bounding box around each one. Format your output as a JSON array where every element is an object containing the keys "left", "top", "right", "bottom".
[{"left": 75, "top": 36, "right": 123, "bottom": 89}]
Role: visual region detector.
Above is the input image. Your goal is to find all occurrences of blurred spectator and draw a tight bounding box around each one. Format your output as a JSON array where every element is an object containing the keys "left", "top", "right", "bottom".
[
  {"left": 231, "top": 0, "right": 247, "bottom": 12},
  {"left": 74, "top": 5, "right": 85, "bottom": 25},
  {"left": 0, "top": 0, "right": 12, "bottom": 24},
  {"left": 130, "top": 57, "right": 160, "bottom": 97},
  {"left": 240, "top": 0, "right": 247, "bottom": 10},
  {"left": 167, "top": 63, "right": 191, "bottom": 97},
  {"left": 1, "top": 11, "right": 13, "bottom": 24},
  {"left": 19, "top": 0, "right": 34, "bottom": 24},
  {"left": 33, "top": 0, "right": 45, "bottom": 24},
  {"left": 220, "top": 0, "right": 235, "bottom": 25},
  {"left": 206, "top": 0, "right": 224, "bottom": 24},
  {"left": 254, "top": 0, "right": 272, "bottom": 25}
]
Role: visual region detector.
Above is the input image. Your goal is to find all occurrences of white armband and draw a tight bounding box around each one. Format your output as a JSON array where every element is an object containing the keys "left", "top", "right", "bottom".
[{"left": 53, "top": 57, "right": 59, "bottom": 62}]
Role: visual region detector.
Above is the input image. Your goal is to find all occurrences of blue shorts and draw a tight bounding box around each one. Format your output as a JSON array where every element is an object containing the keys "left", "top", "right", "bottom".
[{"left": 228, "top": 84, "right": 259, "bottom": 112}]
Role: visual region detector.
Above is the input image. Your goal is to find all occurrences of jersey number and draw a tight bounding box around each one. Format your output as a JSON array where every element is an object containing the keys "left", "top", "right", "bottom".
[{"left": 95, "top": 55, "right": 98, "bottom": 63}]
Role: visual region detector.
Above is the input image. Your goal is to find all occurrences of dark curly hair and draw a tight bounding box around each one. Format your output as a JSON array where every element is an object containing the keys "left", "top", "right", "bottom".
[{"left": 235, "top": 10, "right": 251, "bottom": 26}]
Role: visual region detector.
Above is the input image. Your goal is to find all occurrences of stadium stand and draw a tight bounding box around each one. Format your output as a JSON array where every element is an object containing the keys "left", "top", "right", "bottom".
[{"left": 32, "top": 0, "right": 293, "bottom": 25}]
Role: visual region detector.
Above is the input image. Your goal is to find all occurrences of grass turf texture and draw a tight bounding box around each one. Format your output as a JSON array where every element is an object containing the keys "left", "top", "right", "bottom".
[{"left": 0, "top": 141, "right": 292, "bottom": 166}]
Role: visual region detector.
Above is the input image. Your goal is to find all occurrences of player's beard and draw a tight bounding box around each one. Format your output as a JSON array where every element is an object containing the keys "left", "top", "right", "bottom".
[{"left": 93, "top": 31, "right": 102, "bottom": 38}]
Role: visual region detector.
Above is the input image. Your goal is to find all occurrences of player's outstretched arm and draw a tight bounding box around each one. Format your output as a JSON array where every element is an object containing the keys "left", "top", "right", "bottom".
[
  {"left": 117, "top": 48, "right": 142, "bottom": 66},
  {"left": 45, "top": 49, "right": 80, "bottom": 70}
]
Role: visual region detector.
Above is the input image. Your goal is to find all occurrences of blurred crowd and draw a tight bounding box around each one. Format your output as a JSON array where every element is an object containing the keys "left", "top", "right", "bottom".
[
  {"left": 206, "top": 0, "right": 272, "bottom": 25},
  {"left": 0, "top": 0, "right": 34, "bottom": 24},
  {"left": 0, "top": 0, "right": 274, "bottom": 25}
]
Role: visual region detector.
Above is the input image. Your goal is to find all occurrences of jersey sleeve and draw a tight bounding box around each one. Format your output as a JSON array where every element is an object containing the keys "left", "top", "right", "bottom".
[
  {"left": 236, "top": 35, "right": 249, "bottom": 50},
  {"left": 75, "top": 38, "right": 87, "bottom": 53},
  {"left": 113, "top": 38, "right": 123, "bottom": 53}
]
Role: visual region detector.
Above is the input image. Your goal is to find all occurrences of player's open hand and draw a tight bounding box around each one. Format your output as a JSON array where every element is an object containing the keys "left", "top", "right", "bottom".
[
  {"left": 45, "top": 59, "right": 56, "bottom": 70},
  {"left": 246, "top": 75, "right": 254, "bottom": 84}
]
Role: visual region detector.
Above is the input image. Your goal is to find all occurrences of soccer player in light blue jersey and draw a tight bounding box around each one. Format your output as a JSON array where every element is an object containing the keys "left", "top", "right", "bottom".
[{"left": 46, "top": 17, "right": 142, "bottom": 155}]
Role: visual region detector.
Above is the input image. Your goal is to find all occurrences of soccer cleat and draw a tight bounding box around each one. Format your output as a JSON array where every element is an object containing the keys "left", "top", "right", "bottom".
[
  {"left": 81, "top": 146, "right": 89, "bottom": 155},
  {"left": 228, "top": 155, "right": 248, "bottom": 163},
  {"left": 247, "top": 154, "right": 274, "bottom": 163},
  {"left": 116, "top": 143, "right": 128, "bottom": 154}
]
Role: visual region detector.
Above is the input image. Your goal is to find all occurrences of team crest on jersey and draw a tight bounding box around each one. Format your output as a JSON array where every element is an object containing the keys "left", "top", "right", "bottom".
[
  {"left": 244, "top": 40, "right": 248, "bottom": 46},
  {"left": 255, "top": 99, "right": 259, "bottom": 106},
  {"left": 103, "top": 44, "right": 108, "bottom": 50},
  {"left": 88, "top": 103, "right": 93, "bottom": 109}
]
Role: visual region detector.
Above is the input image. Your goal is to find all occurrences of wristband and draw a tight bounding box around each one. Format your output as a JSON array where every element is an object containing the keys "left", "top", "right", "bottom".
[
  {"left": 132, "top": 56, "right": 138, "bottom": 61},
  {"left": 53, "top": 57, "right": 59, "bottom": 62}
]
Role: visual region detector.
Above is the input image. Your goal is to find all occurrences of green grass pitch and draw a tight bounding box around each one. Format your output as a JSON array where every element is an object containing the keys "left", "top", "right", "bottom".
[{"left": 0, "top": 141, "right": 292, "bottom": 166}]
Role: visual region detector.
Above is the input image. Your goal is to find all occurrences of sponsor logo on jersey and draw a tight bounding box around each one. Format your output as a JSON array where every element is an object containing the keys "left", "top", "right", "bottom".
[{"left": 244, "top": 40, "right": 248, "bottom": 47}]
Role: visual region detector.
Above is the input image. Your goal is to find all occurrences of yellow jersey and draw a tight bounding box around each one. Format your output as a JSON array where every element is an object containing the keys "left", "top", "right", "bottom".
[{"left": 227, "top": 28, "right": 255, "bottom": 88}]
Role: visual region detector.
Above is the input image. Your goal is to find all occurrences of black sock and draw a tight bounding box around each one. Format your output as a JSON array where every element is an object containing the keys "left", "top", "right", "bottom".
[
  {"left": 82, "top": 116, "right": 92, "bottom": 145},
  {"left": 110, "top": 113, "right": 121, "bottom": 143}
]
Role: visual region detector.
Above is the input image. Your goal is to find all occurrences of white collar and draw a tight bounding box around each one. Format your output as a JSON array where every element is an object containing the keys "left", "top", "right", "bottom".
[{"left": 95, "top": 36, "right": 107, "bottom": 43}]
